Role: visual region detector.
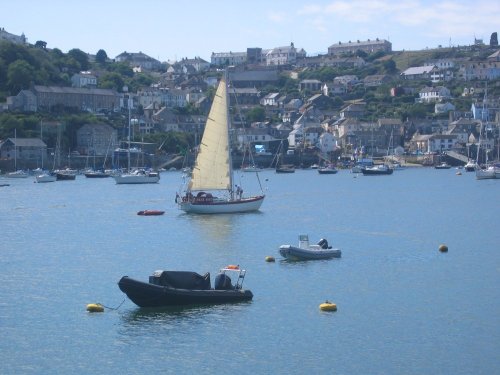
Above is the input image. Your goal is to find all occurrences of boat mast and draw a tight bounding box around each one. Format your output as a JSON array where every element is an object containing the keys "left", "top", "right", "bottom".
[
  {"left": 477, "top": 85, "right": 487, "bottom": 165},
  {"left": 225, "top": 70, "right": 234, "bottom": 197},
  {"left": 40, "top": 121, "right": 43, "bottom": 169},
  {"left": 14, "top": 128, "right": 17, "bottom": 171},
  {"left": 127, "top": 96, "right": 131, "bottom": 172}
]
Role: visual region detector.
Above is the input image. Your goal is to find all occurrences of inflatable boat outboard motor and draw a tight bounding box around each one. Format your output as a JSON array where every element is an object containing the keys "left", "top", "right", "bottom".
[
  {"left": 214, "top": 273, "right": 233, "bottom": 290},
  {"left": 318, "top": 238, "right": 332, "bottom": 249}
]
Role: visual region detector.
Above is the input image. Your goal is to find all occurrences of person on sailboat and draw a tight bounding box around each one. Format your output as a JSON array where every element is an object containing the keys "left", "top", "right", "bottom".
[{"left": 235, "top": 185, "right": 243, "bottom": 200}]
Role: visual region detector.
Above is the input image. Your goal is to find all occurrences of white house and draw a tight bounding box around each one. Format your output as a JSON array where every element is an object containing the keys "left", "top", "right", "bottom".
[
  {"left": 211, "top": 51, "right": 247, "bottom": 66},
  {"left": 318, "top": 132, "right": 337, "bottom": 154},
  {"left": 419, "top": 86, "right": 451, "bottom": 103},
  {"left": 287, "top": 126, "right": 303, "bottom": 148},
  {"left": 161, "top": 89, "right": 189, "bottom": 108},
  {"left": 401, "top": 66, "right": 436, "bottom": 80},
  {"left": 235, "top": 128, "right": 276, "bottom": 151},
  {"left": 261, "top": 93, "right": 280, "bottom": 106},
  {"left": 71, "top": 72, "right": 97, "bottom": 88},
  {"left": 428, "top": 134, "right": 459, "bottom": 152},
  {"left": 303, "top": 126, "right": 323, "bottom": 148},
  {"left": 265, "top": 42, "right": 306, "bottom": 66}
]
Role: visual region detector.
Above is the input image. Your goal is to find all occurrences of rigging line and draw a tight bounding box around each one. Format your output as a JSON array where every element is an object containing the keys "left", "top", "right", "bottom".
[{"left": 228, "top": 75, "right": 265, "bottom": 194}]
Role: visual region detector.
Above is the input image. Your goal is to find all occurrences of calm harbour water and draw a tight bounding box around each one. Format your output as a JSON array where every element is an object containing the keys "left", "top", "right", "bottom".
[{"left": 0, "top": 167, "right": 499, "bottom": 374}]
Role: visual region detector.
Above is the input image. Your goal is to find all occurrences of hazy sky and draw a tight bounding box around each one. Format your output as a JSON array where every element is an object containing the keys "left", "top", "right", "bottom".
[{"left": 3, "top": 0, "right": 499, "bottom": 62}]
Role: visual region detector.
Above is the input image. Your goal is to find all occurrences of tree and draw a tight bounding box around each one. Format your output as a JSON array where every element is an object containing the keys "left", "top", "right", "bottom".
[
  {"left": 99, "top": 72, "right": 125, "bottom": 91},
  {"left": 67, "top": 48, "right": 89, "bottom": 70},
  {"left": 383, "top": 59, "right": 397, "bottom": 74},
  {"left": 490, "top": 32, "right": 498, "bottom": 47},
  {"left": 7, "top": 60, "right": 35, "bottom": 93},
  {"left": 0, "top": 57, "right": 7, "bottom": 91},
  {"left": 35, "top": 40, "right": 47, "bottom": 49},
  {"left": 96, "top": 49, "right": 108, "bottom": 64},
  {"left": 107, "top": 62, "right": 134, "bottom": 77},
  {"left": 245, "top": 107, "right": 265, "bottom": 124},
  {"left": 355, "top": 49, "right": 368, "bottom": 59}
]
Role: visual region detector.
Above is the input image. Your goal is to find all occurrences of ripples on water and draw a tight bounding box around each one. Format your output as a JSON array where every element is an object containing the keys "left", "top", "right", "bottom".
[{"left": 0, "top": 168, "right": 498, "bottom": 374}]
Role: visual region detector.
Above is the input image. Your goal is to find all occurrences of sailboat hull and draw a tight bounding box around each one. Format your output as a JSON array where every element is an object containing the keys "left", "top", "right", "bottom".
[
  {"left": 114, "top": 171, "right": 160, "bottom": 184},
  {"left": 179, "top": 195, "right": 265, "bottom": 214}
]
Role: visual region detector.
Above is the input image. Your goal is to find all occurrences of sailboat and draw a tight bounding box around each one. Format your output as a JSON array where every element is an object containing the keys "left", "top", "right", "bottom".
[
  {"left": 475, "top": 88, "right": 496, "bottom": 180},
  {"left": 35, "top": 122, "right": 56, "bottom": 183},
  {"left": 176, "top": 74, "right": 265, "bottom": 214},
  {"left": 6, "top": 129, "right": 29, "bottom": 178},
  {"left": 84, "top": 135, "right": 112, "bottom": 178},
  {"left": 272, "top": 141, "right": 295, "bottom": 173},
  {"left": 113, "top": 100, "right": 160, "bottom": 184}
]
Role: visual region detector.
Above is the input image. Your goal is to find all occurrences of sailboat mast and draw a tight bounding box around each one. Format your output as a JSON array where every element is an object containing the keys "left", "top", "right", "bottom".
[
  {"left": 14, "top": 128, "right": 17, "bottom": 170},
  {"left": 477, "top": 85, "right": 487, "bottom": 165},
  {"left": 127, "top": 97, "right": 131, "bottom": 172},
  {"left": 40, "top": 121, "right": 43, "bottom": 169},
  {"left": 225, "top": 71, "right": 234, "bottom": 195}
]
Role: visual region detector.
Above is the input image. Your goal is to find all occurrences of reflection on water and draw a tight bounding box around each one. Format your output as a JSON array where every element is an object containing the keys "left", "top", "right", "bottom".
[
  {"left": 180, "top": 212, "right": 261, "bottom": 244},
  {"left": 118, "top": 302, "right": 253, "bottom": 338}
]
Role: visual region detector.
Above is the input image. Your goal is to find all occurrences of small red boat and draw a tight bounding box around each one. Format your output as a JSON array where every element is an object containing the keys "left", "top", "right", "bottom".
[{"left": 137, "top": 210, "right": 165, "bottom": 216}]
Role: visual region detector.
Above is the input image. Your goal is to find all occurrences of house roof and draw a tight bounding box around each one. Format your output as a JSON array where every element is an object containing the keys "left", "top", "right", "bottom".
[
  {"left": 229, "top": 70, "right": 279, "bottom": 82},
  {"left": 488, "top": 50, "right": 500, "bottom": 59},
  {"left": 430, "top": 134, "right": 458, "bottom": 140},
  {"left": 419, "top": 86, "right": 449, "bottom": 94},
  {"left": 4, "top": 138, "right": 46, "bottom": 147},
  {"left": 378, "top": 118, "right": 402, "bottom": 126},
  {"left": 33, "top": 85, "right": 118, "bottom": 96},
  {"left": 328, "top": 39, "right": 390, "bottom": 49},
  {"left": 264, "top": 93, "right": 280, "bottom": 99},
  {"left": 341, "top": 103, "right": 366, "bottom": 112},
  {"left": 401, "top": 66, "right": 435, "bottom": 75}
]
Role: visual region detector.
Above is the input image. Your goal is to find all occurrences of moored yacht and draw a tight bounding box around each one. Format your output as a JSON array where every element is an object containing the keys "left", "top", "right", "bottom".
[
  {"left": 464, "top": 160, "right": 477, "bottom": 172},
  {"left": 114, "top": 168, "right": 160, "bottom": 184}
]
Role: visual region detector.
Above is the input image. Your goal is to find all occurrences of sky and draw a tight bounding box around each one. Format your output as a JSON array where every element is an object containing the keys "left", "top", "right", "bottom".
[{"left": 2, "top": 0, "right": 499, "bottom": 62}]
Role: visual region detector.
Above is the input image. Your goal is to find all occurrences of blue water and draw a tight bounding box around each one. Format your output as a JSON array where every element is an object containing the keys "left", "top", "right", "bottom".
[{"left": 1, "top": 168, "right": 499, "bottom": 374}]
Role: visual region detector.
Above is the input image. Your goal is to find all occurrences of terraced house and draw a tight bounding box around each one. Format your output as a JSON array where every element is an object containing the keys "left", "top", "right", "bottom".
[{"left": 8, "top": 86, "right": 121, "bottom": 113}]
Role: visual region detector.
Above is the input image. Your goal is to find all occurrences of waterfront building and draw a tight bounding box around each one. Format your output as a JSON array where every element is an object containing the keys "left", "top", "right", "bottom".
[
  {"left": 8, "top": 86, "right": 120, "bottom": 113},
  {"left": 76, "top": 124, "right": 118, "bottom": 156}
]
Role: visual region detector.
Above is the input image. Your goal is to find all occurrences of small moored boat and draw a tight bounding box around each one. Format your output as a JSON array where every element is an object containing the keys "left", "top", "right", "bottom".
[
  {"left": 137, "top": 210, "right": 165, "bottom": 216},
  {"left": 434, "top": 162, "right": 451, "bottom": 169},
  {"left": 279, "top": 234, "right": 341, "bottom": 260},
  {"left": 361, "top": 164, "right": 393, "bottom": 175},
  {"left": 318, "top": 164, "right": 338, "bottom": 174},
  {"left": 118, "top": 266, "right": 253, "bottom": 308}
]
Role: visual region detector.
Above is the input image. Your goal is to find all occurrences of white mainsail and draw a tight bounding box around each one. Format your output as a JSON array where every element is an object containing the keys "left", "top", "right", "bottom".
[
  {"left": 189, "top": 77, "right": 232, "bottom": 192},
  {"left": 177, "top": 73, "right": 265, "bottom": 214}
]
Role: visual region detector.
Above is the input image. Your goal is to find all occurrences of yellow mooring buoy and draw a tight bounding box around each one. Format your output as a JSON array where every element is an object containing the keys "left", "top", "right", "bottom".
[
  {"left": 319, "top": 301, "right": 337, "bottom": 312},
  {"left": 86, "top": 303, "right": 104, "bottom": 313},
  {"left": 265, "top": 256, "right": 275, "bottom": 262},
  {"left": 438, "top": 244, "right": 448, "bottom": 253}
]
